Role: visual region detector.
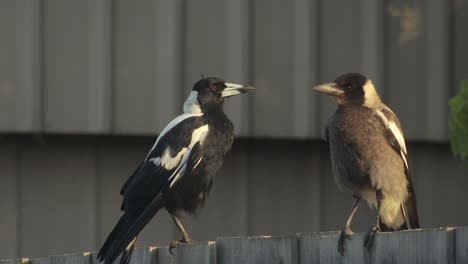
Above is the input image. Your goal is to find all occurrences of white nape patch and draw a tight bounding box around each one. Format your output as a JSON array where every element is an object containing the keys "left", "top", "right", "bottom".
[
  {"left": 183, "top": 91, "right": 202, "bottom": 114},
  {"left": 375, "top": 109, "right": 409, "bottom": 169},
  {"left": 363, "top": 80, "right": 382, "bottom": 108}
]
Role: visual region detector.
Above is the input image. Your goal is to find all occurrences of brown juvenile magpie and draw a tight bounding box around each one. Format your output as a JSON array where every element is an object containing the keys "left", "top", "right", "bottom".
[
  {"left": 97, "top": 77, "right": 255, "bottom": 264},
  {"left": 312, "top": 73, "right": 420, "bottom": 255}
]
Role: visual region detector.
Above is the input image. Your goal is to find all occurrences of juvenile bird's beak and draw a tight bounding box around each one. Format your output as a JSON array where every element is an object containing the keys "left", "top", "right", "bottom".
[
  {"left": 312, "top": 83, "right": 344, "bottom": 96},
  {"left": 221, "top": 83, "right": 256, "bottom": 98}
]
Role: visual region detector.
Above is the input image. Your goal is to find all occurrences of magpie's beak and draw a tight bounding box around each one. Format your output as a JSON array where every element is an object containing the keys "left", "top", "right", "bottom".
[
  {"left": 221, "top": 83, "right": 256, "bottom": 98},
  {"left": 312, "top": 83, "right": 344, "bottom": 96}
]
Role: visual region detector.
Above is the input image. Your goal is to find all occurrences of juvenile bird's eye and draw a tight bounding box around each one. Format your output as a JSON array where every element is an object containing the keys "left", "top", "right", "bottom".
[{"left": 210, "top": 84, "right": 218, "bottom": 92}]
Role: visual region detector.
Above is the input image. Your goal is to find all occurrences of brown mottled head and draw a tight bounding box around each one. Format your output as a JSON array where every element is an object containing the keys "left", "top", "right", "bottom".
[{"left": 312, "top": 73, "right": 381, "bottom": 107}]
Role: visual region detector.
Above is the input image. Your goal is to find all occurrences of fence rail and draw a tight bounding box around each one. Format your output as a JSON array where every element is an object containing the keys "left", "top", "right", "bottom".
[{"left": 1, "top": 227, "right": 467, "bottom": 264}]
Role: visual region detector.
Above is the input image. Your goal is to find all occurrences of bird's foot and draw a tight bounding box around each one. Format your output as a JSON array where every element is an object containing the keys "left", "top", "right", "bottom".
[
  {"left": 364, "top": 225, "right": 381, "bottom": 250},
  {"left": 337, "top": 226, "right": 354, "bottom": 256},
  {"left": 169, "top": 237, "right": 196, "bottom": 255}
]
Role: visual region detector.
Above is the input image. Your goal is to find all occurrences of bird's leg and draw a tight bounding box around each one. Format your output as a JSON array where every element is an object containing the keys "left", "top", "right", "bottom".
[
  {"left": 338, "top": 196, "right": 361, "bottom": 256},
  {"left": 364, "top": 190, "right": 383, "bottom": 250},
  {"left": 169, "top": 213, "right": 195, "bottom": 254}
]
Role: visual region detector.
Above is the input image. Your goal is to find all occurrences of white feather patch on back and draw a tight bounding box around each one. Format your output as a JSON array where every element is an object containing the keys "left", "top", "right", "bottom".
[
  {"left": 165, "top": 124, "right": 209, "bottom": 186},
  {"left": 375, "top": 109, "right": 408, "bottom": 168},
  {"left": 146, "top": 91, "right": 203, "bottom": 160}
]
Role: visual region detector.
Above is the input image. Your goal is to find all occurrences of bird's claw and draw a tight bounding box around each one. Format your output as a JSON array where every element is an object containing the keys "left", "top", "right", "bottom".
[
  {"left": 169, "top": 238, "right": 196, "bottom": 255},
  {"left": 364, "top": 225, "right": 380, "bottom": 250},
  {"left": 337, "top": 226, "right": 353, "bottom": 256}
]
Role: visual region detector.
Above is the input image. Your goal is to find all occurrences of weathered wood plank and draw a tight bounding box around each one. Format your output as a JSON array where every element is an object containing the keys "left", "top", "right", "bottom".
[
  {"left": 455, "top": 227, "right": 468, "bottom": 264},
  {"left": 171, "top": 242, "right": 216, "bottom": 264},
  {"left": 49, "top": 253, "right": 91, "bottom": 264},
  {"left": 217, "top": 235, "right": 298, "bottom": 264},
  {"left": 29, "top": 258, "right": 49, "bottom": 264},
  {"left": 128, "top": 247, "right": 157, "bottom": 264},
  {"left": 299, "top": 231, "right": 368, "bottom": 264},
  {"left": 373, "top": 228, "right": 455, "bottom": 264},
  {"left": 0, "top": 259, "right": 30, "bottom": 264},
  {"left": 155, "top": 247, "right": 175, "bottom": 264}
]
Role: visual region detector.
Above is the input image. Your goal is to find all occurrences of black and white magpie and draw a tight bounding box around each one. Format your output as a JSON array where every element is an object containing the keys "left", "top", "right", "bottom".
[
  {"left": 312, "top": 73, "right": 420, "bottom": 255},
  {"left": 97, "top": 77, "right": 255, "bottom": 264}
]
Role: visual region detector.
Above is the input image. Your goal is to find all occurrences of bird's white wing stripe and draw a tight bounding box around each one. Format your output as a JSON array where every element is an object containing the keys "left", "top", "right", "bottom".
[
  {"left": 145, "top": 112, "right": 203, "bottom": 160},
  {"left": 164, "top": 124, "right": 208, "bottom": 187},
  {"left": 388, "top": 121, "right": 407, "bottom": 154},
  {"left": 375, "top": 109, "right": 408, "bottom": 168}
]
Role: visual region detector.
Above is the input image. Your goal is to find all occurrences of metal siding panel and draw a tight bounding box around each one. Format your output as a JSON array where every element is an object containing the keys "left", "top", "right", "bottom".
[
  {"left": 222, "top": 0, "right": 251, "bottom": 137},
  {"left": 386, "top": 0, "right": 426, "bottom": 140},
  {"left": 291, "top": 0, "right": 319, "bottom": 138},
  {"left": 153, "top": 0, "right": 184, "bottom": 135},
  {"left": 426, "top": 0, "right": 450, "bottom": 141},
  {"left": 43, "top": 0, "right": 89, "bottom": 132},
  {"left": 18, "top": 141, "right": 97, "bottom": 258},
  {"left": 454, "top": 0, "right": 468, "bottom": 93},
  {"left": 409, "top": 143, "right": 468, "bottom": 229},
  {"left": 43, "top": 0, "right": 110, "bottom": 133},
  {"left": 318, "top": 0, "right": 363, "bottom": 133},
  {"left": 0, "top": 141, "right": 18, "bottom": 259},
  {"left": 183, "top": 0, "right": 226, "bottom": 85},
  {"left": 95, "top": 139, "right": 177, "bottom": 248},
  {"left": 113, "top": 0, "right": 183, "bottom": 135},
  {"left": 362, "top": 0, "right": 385, "bottom": 93},
  {"left": 0, "top": 0, "right": 41, "bottom": 132},
  {"left": 87, "top": 0, "right": 112, "bottom": 133},
  {"left": 0, "top": 1, "right": 18, "bottom": 131},
  {"left": 217, "top": 236, "right": 298, "bottom": 264},
  {"left": 247, "top": 141, "right": 321, "bottom": 236},
  {"left": 251, "top": 0, "right": 294, "bottom": 137}
]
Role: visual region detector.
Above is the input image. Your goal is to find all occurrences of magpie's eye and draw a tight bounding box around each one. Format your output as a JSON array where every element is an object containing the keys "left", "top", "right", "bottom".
[{"left": 210, "top": 84, "right": 218, "bottom": 92}]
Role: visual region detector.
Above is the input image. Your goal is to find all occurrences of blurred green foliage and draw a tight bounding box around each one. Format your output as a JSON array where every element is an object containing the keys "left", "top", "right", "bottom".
[{"left": 449, "top": 80, "right": 468, "bottom": 167}]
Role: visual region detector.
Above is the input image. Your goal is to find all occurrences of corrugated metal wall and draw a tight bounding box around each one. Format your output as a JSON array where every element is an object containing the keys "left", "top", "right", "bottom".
[
  {"left": 0, "top": 137, "right": 467, "bottom": 259},
  {"left": 1, "top": 0, "right": 467, "bottom": 260},
  {"left": 1, "top": 0, "right": 467, "bottom": 138}
]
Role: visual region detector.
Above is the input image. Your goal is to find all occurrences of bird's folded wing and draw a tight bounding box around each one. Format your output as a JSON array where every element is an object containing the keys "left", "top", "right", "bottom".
[
  {"left": 120, "top": 116, "right": 208, "bottom": 211},
  {"left": 375, "top": 106, "right": 409, "bottom": 174}
]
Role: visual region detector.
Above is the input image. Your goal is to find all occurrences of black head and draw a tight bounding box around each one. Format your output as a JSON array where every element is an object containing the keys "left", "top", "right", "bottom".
[
  {"left": 184, "top": 77, "right": 255, "bottom": 113},
  {"left": 312, "top": 73, "right": 380, "bottom": 107},
  {"left": 192, "top": 77, "right": 227, "bottom": 106}
]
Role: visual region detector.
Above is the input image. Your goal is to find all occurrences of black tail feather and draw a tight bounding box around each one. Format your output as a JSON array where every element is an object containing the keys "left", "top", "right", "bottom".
[{"left": 97, "top": 195, "right": 165, "bottom": 264}]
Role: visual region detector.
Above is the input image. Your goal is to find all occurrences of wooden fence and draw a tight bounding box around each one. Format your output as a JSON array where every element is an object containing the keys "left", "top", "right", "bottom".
[{"left": 2, "top": 227, "right": 467, "bottom": 264}]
